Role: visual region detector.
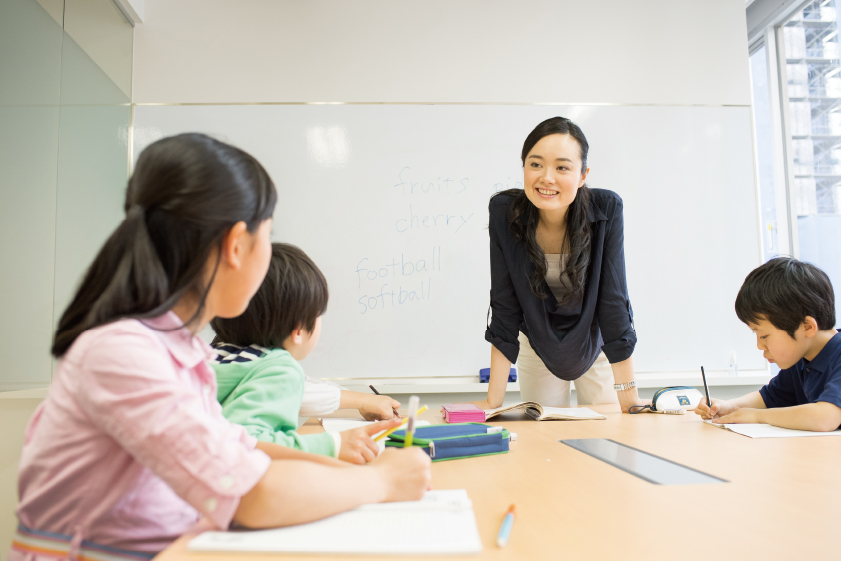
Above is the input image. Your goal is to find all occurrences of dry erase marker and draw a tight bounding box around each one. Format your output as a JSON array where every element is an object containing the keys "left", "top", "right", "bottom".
[
  {"left": 405, "top": 395, "right": 420, "bottom": 447},
  {"left": 369, "top": 385, "right": 380, "bottom": 395},
  {"left": 700, "top": 366, "right": 711, "bottom": 407},
  {"left": 374, "top": 405, "right": 428, "bottom": 442},
  {"left": 496, "top": 504, "right": 515, "bottom": 547}
]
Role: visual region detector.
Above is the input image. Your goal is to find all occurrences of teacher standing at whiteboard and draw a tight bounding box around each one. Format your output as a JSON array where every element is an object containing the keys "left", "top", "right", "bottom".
[{"left": 476, "top": 117, "right": 645, "bottom": 413}]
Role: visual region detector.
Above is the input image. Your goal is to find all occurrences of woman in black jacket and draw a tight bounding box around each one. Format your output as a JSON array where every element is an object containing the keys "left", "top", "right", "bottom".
[{"left": 475, "top": 117, "right": 646, "bottom": 413}]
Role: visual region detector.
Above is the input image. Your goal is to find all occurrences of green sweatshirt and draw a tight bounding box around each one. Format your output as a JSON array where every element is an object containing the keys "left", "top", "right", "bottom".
[{"left": 213, "top": 348, "right": 337, "bottom": 457}]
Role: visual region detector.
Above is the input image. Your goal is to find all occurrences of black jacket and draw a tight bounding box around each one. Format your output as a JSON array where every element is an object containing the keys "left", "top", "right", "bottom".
[{"left": 484, "top": 189, "right": 636, "bottom": 380}]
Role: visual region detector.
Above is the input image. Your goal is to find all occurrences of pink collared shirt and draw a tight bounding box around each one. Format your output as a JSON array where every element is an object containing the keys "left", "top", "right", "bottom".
[{"left": 14, "top": 312, "right": 271, "bottom": 554}]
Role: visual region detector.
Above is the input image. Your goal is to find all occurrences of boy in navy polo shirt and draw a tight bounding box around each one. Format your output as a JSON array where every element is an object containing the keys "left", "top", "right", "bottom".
[{"left": 695, "top": 257, "right": 840, "bottom": 432}]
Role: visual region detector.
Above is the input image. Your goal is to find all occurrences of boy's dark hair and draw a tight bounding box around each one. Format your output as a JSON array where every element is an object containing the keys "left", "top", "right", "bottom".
[
  {"left": 211, "top": 243, "right": 328, "bottom": 348},
  {"left": 735, "top": 257, "right": 836, "bottom": 337}
]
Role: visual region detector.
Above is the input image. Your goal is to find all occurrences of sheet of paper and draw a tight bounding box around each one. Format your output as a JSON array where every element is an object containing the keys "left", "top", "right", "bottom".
[
  {"left": 320, "top": 418, "right": 429, "bottom": 432},
  {"left": 541, "top": 406, "right": 604, "bottom": 419},
  {"left": 188, "top": 489, "right": 482, "bottom": 555},
  {"left": 705, "top": 420, "right": 842, "bottom": 438}
]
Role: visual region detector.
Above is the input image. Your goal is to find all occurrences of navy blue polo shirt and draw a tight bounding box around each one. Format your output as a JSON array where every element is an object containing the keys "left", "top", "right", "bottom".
[{"left": 760, "top": 331, "right": 841, "bottom": 411}]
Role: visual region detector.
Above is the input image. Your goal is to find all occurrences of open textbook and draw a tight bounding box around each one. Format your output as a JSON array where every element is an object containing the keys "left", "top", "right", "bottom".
[
  {"left": 188, "top": 489, "right": 482, "bottom": 555},
  {"left": 485, "top": 402, "right": 606, "bottom": 421},
  {"left": 704, "top": 419, "right": 842, "bottom": 438}
]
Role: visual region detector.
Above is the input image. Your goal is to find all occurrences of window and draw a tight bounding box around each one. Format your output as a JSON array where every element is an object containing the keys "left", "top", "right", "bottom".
[
  {"left": 749, "top": 0, "right": 841, "bottom": 328},
  {"left": 782, "top": 0, "right": 840, "bottom": 216}
]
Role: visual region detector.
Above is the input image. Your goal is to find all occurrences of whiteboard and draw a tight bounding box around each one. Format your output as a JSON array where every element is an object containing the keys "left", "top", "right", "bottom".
[{"left": 133, "top": 105, "right": 764, "bottom": 379}]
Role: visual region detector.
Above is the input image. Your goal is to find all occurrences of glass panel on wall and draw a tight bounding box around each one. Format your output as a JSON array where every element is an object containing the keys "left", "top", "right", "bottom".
[
  {"left": 0, "top": 0, "right": 133, "bottom": 390},
  {"left": 0, "top": 0, "right": 64, "bottom": 390},
  {"left": 782, "top": 0, "right": 841, "bottom": 327},
  {"left": 53, "top": 0, "right": 133, "bottom": 331}
]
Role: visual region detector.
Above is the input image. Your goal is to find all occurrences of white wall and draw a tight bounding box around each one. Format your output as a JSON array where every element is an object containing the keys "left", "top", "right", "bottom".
[
  {"left": 133, "top": 0, "right": 751, "bottom": 105},
  {"left": 131, "top": 0, "right": 764, "bottom": 393}
]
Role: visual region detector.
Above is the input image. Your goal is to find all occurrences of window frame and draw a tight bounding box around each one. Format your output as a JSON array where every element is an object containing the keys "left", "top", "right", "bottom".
[{"left": 749, "top": 27, "right": 798, "bottom": 258}]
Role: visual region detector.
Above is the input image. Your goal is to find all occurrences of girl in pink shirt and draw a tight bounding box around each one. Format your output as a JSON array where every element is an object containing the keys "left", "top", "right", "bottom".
[{"left": 11, "top": 134, "right": 431, "bottom": 561}]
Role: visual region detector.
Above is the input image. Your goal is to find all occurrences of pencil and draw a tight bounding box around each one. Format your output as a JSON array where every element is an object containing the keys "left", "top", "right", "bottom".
[
  {"left": 373, "top": 405, "right": 428, "bottom": 442},
  {"left": 496, "top": 504, "right": 516, "bottom": 547},
  {"left": 700, "top": 366, "right": 711, "bottom": 407},
  {"left": 369, "top": 385, "right": 380, "bottom": 395}
]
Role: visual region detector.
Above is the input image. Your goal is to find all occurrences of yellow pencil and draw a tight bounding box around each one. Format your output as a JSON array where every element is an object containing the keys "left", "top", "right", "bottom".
[{"left": 374, "top": 405, "right": 428, "bottom": 442}]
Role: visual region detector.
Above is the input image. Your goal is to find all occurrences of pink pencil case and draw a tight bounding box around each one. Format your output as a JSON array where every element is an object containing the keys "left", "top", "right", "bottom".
[{"left": 442, "top": 403, "right": 486, "bottom": 423}]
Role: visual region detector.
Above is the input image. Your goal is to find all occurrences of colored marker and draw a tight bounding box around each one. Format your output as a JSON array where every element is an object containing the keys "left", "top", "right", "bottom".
[
  {"left": 373, "top": 405, "right": 428, "bottom": 442},
  {"left": 369, "top": 385, "right": 380, "bottom": 395},
  {"left": 700, "top": 366, "right": 711, "bottom": 408},
  {"left": 405, "top": 396, "right": 420, "bottom": 447},
  {"left": 496, "top": 504, "right": 515, "bottom": 547}
]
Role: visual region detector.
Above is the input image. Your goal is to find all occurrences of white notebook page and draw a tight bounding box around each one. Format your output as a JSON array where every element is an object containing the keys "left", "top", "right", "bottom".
[
  {"left": 540, "top": 406, "right": 603, "bottom": 419},
  {"left": 705, "top": 420, "right": 841, "bottom": 438},
  {"left": 189, "top": 489, "right": 482, "bottom": 555}
]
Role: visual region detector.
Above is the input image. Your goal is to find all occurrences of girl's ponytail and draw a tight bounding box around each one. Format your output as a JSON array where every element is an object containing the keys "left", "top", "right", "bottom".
[
  {"left": 117, "top": 205, "right": 170, "bottom": 313},
  {"left": 52, "top": 134, "right": 277, "bottom": 357}
]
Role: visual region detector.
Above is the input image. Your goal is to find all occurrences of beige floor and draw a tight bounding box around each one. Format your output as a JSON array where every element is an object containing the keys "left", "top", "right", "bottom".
[{"left": 0, "top": 394, "right": 43, "bottom": 561}]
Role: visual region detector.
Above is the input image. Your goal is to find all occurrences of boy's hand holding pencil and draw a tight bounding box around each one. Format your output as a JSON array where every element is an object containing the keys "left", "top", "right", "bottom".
[
  {"left": 694, "top": 398, "right": 738, "bottom": 421},
  {"left": 359, "top": 394, "right": 401, "bottom": 421}
]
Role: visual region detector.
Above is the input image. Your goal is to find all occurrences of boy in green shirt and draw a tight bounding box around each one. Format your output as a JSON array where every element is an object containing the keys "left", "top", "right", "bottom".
[{"left": 211, "top": 243, "right": 402, "bottom": 464}]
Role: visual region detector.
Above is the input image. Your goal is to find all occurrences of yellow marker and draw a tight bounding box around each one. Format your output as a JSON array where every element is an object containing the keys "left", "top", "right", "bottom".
[{"left": 374, "top": 405, "right": 428, "bottom": 442}]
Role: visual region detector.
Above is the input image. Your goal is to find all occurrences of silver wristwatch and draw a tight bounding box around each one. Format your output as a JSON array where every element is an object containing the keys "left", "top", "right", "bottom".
[{"left": 613, "top": 380, "right": 637, "bottom": 391}]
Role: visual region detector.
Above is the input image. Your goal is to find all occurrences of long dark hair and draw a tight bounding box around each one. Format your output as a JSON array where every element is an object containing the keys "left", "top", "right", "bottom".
[
  {"left": 501, "top": 117, "right": 592, "bottom": 305},
  {"left": 211, "top": 243, "right": 329, "bottom": 348},
  {"left": 52, "top": 133, "right": 277, "bottom": 357}
]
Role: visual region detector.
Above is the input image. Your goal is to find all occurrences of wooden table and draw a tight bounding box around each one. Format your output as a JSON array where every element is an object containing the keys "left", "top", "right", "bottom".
[{"left": 155, "top": 405, "right": 840, "bottom": 561}]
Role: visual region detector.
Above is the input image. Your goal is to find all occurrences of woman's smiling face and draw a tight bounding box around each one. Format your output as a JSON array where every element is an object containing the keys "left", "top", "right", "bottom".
[{"left": 523, "top": 133, "right": 588, "bottom": 214}]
